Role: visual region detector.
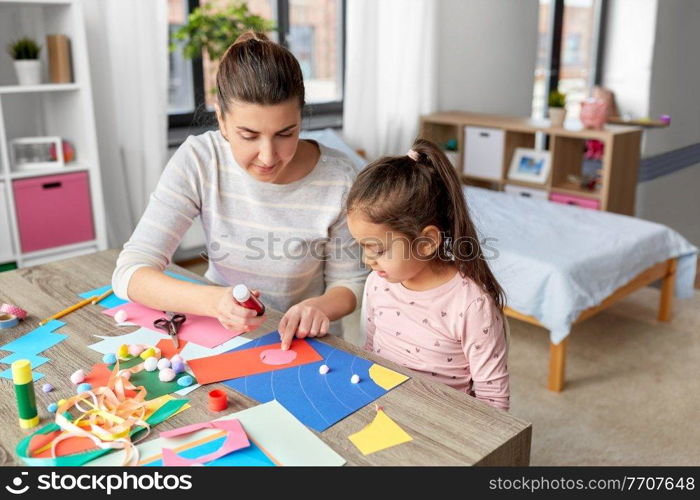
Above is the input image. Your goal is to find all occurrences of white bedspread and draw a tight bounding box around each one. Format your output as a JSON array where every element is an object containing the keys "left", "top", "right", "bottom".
[{"left": 465, "top": 187, "right": 698, "bottom": 344}]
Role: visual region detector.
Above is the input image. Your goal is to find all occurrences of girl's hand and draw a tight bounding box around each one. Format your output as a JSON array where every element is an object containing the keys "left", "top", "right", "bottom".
[
  {"left": 214, "top": 287, "right": 266, "bottom": 333},
  {"left": 278, "top": 299, "right": 330, "bottom": 350}
]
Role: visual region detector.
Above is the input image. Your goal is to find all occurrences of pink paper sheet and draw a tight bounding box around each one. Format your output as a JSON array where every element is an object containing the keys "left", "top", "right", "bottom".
[
  {"left": 103, "top": 302, "right": 245, "bottom": 349},
  {"left": 260, "top": 348, "right": 298, "bottom": 365},
  {"left": 160, "top": 419, "right": 250, "bottom": 466}
]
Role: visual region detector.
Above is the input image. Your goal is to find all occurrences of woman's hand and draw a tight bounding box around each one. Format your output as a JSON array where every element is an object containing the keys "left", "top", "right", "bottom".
[
  {"left": 278, "top": 299, "right": 330, "bottom": 350},
  {"left": 214, "top": 287, "right": 267, "bottom": 333}
]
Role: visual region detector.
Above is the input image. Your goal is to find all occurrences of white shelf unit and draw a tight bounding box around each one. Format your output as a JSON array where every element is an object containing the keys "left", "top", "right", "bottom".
[{"left": 0, "top": 0, "right": 106, "bottom": 269}]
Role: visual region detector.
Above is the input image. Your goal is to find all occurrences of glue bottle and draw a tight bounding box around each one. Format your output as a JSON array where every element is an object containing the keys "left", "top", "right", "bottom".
[{"left": 232, "top": 284, "right": 265, "bottom": 316}]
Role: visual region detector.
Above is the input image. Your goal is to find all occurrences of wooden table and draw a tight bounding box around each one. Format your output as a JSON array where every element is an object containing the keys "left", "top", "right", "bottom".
[{"left": 0, "top": 250, "right": 531, "bottom": 466}]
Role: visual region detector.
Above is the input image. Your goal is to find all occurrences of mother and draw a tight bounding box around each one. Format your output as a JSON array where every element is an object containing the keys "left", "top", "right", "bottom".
[{"left": 112, "top": 32, "right": 366, "bottom": 349}]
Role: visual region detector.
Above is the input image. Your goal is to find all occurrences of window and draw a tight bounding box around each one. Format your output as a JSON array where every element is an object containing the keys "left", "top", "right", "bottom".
[
  {"left": 532, "top": 0, "right": 607, "bottom": 121},
  {"left": 167, "top": 0, "right": 345, "bottom": 129},
  {"left": 168, "top": 0, "right": 195, "bottom": 115}
]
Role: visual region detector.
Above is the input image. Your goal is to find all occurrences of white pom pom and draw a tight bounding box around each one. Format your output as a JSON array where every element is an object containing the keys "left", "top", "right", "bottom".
[
  {"left": 319, "top": 364, "right": 329, "bottom": 375},
  {"left": 350, "top": 374, "right": 360, "bottom": 384},
  {"left": 114, "top": 309, "right": 128, "bottom": 323},
  {"left": 144, "top": 357, "right": 158, "bottom": 372},
  {"left": 157, "top": 358, "right": 171, "bottom": 371}
]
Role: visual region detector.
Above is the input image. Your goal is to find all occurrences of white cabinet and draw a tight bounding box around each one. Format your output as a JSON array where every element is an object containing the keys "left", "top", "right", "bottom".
[
  {"left": 463, "top": 126, "right": 504, "bottom": 180},
  {"left": 0, "top": 182, "right": 14, "bottom": 261},
  {"left": 504, "top": 184, "right": 548, "bottom": 200}
]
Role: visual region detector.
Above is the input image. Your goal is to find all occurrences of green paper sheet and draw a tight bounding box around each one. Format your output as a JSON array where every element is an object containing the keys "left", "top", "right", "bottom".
[
  {"left": 16, "top": 399, "right": 189, "bottom": 466},
  {"left": 107, "top": 358, "right": 194, "bottom": 399}
]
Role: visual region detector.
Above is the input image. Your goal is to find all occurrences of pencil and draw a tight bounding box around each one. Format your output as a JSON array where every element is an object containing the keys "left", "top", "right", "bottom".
[
  {"left": 91, "top": 287, "right": 113, "bottom": 304},
  {"left": 39, "top": 295, "right": 97, "bottom": 326}
]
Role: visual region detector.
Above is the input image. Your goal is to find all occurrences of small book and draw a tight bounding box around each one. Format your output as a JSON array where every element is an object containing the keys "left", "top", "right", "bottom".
[{"left": 47, "top": 34, "right": 72, "bottom": 83}]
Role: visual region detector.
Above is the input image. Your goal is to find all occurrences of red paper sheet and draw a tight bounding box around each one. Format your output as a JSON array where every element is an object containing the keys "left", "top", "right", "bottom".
[{"left": 187, "top": 338, "right": 323, "bottom": 385}]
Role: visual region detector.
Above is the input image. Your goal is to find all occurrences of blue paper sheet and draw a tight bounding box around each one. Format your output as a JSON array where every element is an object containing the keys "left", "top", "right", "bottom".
[
  {"left": 0, "top": 367, "right": 44, "bottom": 381},
  {"left": 0, "top": 320, "right": 66, "bottom": 354},
  {"left": 79, "top": 271, "right": 203, "bottom": 308},
  {"left": 78, "top": 285, "right": 126, "bottom": 309},
  {"left": 144, "top": 435, "right": 275, "bottom": 467},
  {"left": 0, "top": 319, "right": 67, "bottom": 381},
  {"left": 223, "top": 332, "right": 406, "bottom": 432},
  {"left": 0, "top": 353, "right": 49, "bottom": 368}
]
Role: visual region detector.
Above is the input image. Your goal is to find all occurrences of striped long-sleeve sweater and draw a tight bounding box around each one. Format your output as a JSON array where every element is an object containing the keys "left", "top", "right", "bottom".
[{"left": 112, "top": 130, "right": 368, "bottom": 329}]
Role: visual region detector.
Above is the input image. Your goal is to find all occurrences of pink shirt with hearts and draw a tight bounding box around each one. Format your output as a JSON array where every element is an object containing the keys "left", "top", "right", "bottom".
[{"left": 364, "top": 270, "right": 510, "bottom": 411}]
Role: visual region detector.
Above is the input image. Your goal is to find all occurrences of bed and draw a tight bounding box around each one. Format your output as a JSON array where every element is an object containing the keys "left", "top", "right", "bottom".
[
  {"left": 465, "top": 186, "right": 698, "bottom": 391},
  {"left": 304, "top": 128, "right": 698, "bottom": 392}
]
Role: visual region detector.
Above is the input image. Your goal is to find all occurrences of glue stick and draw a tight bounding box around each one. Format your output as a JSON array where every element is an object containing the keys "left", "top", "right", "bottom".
[
  {"left": 12, "top": 359, "right": 39, "bottom": 429},
  {"left": 232, "top": 284, "right": 265, "bottom": 316}
]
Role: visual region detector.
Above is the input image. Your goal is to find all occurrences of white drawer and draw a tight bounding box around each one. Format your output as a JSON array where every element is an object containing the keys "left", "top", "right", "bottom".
[
  {"left": 504, "top": 184, "right": 549, "bottom": 200},
  {"left": 0, "top": 182, "right": 15, "bottom": 261},
  {"left": 464, "top": 126, "right": 504, "bottom": 180}
]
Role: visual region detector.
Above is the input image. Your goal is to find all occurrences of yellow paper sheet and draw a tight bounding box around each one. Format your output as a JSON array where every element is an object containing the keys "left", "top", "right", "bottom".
[
  {"left": 348, "top": 410, "right": 413, "bottom": 455},
  {"left": 368, "top": 364, "right": 409, "bottom": 390},
  {"left": 144, "top": 395, "right": 191, "bottom": 419}
]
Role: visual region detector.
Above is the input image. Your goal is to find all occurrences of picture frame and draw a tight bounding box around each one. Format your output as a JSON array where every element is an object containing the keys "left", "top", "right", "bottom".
[
  {"left": 507, "top": 147, "right": 551, "bottom": 184},
  {"left": 9, "top": 136, "right": 64, "bottom": 172}
]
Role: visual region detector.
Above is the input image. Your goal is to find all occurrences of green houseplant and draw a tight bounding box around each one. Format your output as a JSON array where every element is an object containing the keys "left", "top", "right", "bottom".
[
  {"left": 170, "top": 3, "right": 275, "bottom": 62},
  {"left": 548, "top": 90, "right": 567, "bottom": 127},
  {"left": 7, "top": 37, "right": 42, "bottom": 86}
]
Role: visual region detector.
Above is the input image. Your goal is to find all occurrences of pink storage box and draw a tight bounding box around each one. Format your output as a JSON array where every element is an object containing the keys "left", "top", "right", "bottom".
[
  {"left": 13, "top": 172, "right": 95, "bottom": 253},
  {"left": 549, "top": 192, "right": 600, "bottom": 210}
]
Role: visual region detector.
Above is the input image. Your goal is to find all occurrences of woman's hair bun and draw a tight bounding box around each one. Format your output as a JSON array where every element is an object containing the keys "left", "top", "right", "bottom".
[{"left": 232, "top": 31, "right": 270, "bottom": 45}]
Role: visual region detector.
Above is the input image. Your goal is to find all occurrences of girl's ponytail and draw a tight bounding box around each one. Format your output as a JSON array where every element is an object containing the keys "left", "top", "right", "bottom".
[
  {"left": 409, "top": 139, "right": 470, "bottom": 264},
  {"left": 411, "top": 139, "right": 506, "bottom": 311}
]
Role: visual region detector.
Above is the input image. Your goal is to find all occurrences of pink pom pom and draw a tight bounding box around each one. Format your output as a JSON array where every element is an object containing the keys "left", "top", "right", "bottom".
[
  {"left": 114, "top": 309, "right": 128, "bottom": 323},
  {"left": 159, "top": 368, "right": 176, "bottom": 382},
  {"left": 128, "top": 344, "right": 144, "bottom": 357},
  {"left": 70, "top": 369, "right": 86, "bottom": 385}
]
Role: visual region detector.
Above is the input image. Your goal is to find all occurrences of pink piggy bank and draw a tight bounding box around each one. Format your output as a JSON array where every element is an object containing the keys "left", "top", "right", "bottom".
[{"left": 580, "top": 98, "right": 608, "bottom": 130}]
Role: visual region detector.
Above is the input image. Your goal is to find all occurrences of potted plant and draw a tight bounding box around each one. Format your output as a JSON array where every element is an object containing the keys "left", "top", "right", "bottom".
[
  {"left": 170, "top": 3, "right": 275, "bottom": 62},
  {"left": 548, "top": 89, "right": 567, "bottom": 127},
  {"left": 8, "top": 37, "right": 42, "bottom": 86}
]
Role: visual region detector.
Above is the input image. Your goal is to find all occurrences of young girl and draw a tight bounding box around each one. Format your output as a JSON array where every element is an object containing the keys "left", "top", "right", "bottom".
[{"left": 346, "top": 139, "right": 510, "bottom": 411}]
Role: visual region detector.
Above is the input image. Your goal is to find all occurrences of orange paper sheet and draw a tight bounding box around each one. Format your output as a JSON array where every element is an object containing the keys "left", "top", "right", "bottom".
[
  {"left": 84, "top": 363, "right": 137, "bottom": 398},
  {"left": 33, "top": 436, "right": 97, "bottom": 459},
  {"left": 156, "top": 338, "right": 188, "bottom": 359},
  {"left": 187, "top": 338, "right": 323, "bottom": 385}
]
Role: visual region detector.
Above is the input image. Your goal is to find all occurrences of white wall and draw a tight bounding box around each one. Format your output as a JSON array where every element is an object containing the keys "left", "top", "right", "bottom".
[
  {"left": 636, "top": 166, "right": 700, "bottom": 248},
  {"left": 602, "top": 0, "right": 700, "bottom": 247},
  {"left": 437, "top": 0, "right": 539, "bottom": 115},
  {"left": 645, "top": 0, "right": 700, "bottom": 156},
  {"left": 634, "top": 0, "right": 700, "bottom": 247}
]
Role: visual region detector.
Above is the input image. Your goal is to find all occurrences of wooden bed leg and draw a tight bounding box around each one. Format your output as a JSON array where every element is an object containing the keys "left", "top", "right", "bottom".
[
  {"left": 658, "top": 258, "right": 677, "bottom": 322},
  {"left": 548, "top": 339, "right": 567, "bottom": 392}
]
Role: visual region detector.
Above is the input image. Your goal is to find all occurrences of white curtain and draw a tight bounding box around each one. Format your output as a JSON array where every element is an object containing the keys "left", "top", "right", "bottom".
[
  {"left": 343, "top": 0, "right": 438, "bottom": 159},
  {"left": 81, "top": 0, "right": 168, "bottom": 248}
]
